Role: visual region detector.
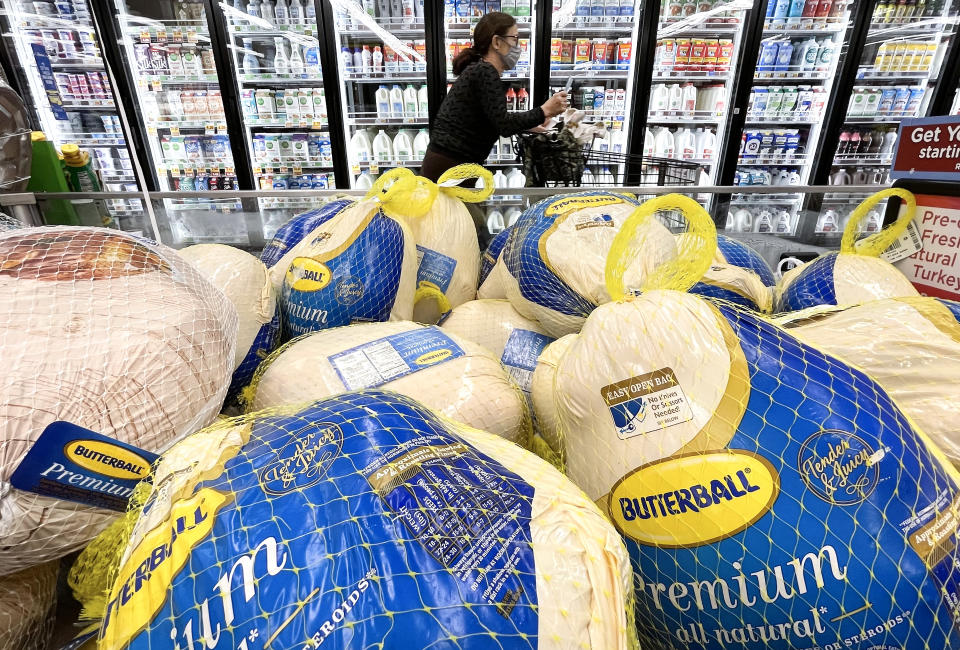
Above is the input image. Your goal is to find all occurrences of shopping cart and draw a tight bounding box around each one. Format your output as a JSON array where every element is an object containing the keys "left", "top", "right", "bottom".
[{"left": 515, "top": 130, "right": 703, "bottom": 188}]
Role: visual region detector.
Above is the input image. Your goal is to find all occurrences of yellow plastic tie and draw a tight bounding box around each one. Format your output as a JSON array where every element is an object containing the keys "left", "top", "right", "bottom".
[
  {"left": 414, "top": 281, "right": 453, "bottom": 314},
  {"left": 365, "top": 167, "right": 437, "bottom": 220},
  {"left": 437, "top": 164, "right": 495, "bottom": 203},
  {"left": 841, "top": 187, "right": 916, "bottom": 256},
  {"left": 604, "top": 193, "right": 716, "bottom": 300}
]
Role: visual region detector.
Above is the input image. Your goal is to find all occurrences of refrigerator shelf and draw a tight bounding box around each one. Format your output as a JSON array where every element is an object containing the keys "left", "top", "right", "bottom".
[
  {"left": 254, "top": 163, "right": 334, "bottom": 171},
  {"left": 656, "top": 23, "right": 738, "bottom": 36},
  {"left": 150, "top": 120, "right": 227, "bottom": 130},
  {"left": 230, "top": 26, "right": 317, "bottom": 37},
  {"left": 555, "top": 69, "right": 629, "bottom": 80},
  {"left": 648, "top": 115, "right": 721, "bottom": 125},
  {"left": 738, "top": 156, "right": 810, "bottom": 166},
  {"left": 344, "top": 73, "right": 426, "bottom": 83},
  {"left": 100, "top": 170, "right": 136, "bottom": 182},
  {"left": 844, "top": 116, "right": 920, "bottom": 124},
  {"left": 744, "top": 116, "right": 819, "bottom": 125},
  {"left": 50, "top": 58, "right": 105, "bottom": 69},
  {"left": 348, "top": 116, "right": 426, "bottom": 126},
  {"left": 248, "top": 121, "right": 329, "bottom": 129},
  {"left": 832, "top": 155, "right": 893, "bottom": 165},
  {"left": 855, "top": 70, "right": 934, "bottom": 81},
  {"left": 651, "top": 74, "right": 730, "bottom": 82},
  {"left": 353, "top": 160, "right": 421, "bottom": 168},
  {"left": 448, "top": 21, "right": 532, "bottom": 35},
  {"left": 61, "top": 99, "right": 116, "bottom": 109},
  {"left": 143, "top": 74, "right": 221, "bottom": 84},
  {"left": 754, "top": 72, "right": 831, "bottom": 82},
  {"left": 343, "top": 27, "right": 426, "bottom": 38},
  {"left": 239, "top": 75, "right": 324, "bottom": 84},
  {"left": 549, "top": 24, "right": 633, "bottom": 34},
  {"left": 70, "top": 136, "right": 127, "bottom": 146}
]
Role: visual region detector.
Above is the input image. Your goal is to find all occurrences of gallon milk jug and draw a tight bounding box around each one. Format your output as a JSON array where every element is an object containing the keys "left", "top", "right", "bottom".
[
  {"left": 350, "top": 129, "right": 372, "bottom": 163},
  {"left": 675, "top": 128, "right": 695, "bottom": 160},
  {"left": 651, "top": 84, "right": 668, "bottom": 112},
  {"left": 667, "top": 84, "right": 683, "bottom": 111},
  {"left": 389, "top": 85, "right": 404, "bottom": 118},
  {"left": 418, "top": 85, "right": 429, "bottom": 118},
  {"left": 643, "top": 128, "right": 655, "bottom": 156},
  {"left": 506, "top": 168, "right": 525, "bottom": 187},
  {"left": 354, "top": 171, "right": 374, "bottom": 189},
  {"left": 654, "top": 127, "right": 675, "bottom": 158},
  {"left": 493, "top": 169, "right": 507, "bottom": 188},
  {"left": 413, "top": 129, "right": 429, "bottom": 159},
  {"left": 487, "top": 209, "right": 505, "bottom": 233},
  {"left": 393, "top": 130, "right": 412, "bottom": 162},
  {"left": 372, "top": 129, "right": 393, "bottom": 162},
  {"left": 403, "top": 85, "right": 417, "bottom": 118},
  {"left": 680, "top": 83, "right": 697, "bottom": 116},
  {"left": 375, "top": 85, "right": 390, "bottom": 120}
]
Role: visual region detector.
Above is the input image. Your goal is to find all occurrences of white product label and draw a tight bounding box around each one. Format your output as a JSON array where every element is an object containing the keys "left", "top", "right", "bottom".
[
  {"left": 601, "top": 367, "right": 694, "bottom": 440},
  {"left": 879, "top": 219, "right": 923, "bottom": 264}
]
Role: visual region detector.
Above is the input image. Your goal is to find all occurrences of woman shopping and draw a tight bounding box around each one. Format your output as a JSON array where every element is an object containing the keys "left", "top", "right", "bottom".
[{"left": 420, "top": 12, "right": 569, "bottom": 181}]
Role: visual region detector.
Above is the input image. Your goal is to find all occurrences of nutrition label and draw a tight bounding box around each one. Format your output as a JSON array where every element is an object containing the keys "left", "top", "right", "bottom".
[
  {"left": 329, "top": 328, "right": 465, "bottom": 390},
  {"left": 365, "top": 437, "right": 537, "bottom": 618}
]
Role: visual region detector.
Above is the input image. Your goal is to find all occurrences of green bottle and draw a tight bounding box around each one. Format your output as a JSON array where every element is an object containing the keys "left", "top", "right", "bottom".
[
  {"left": 61, "top": 143, "right": 114, "bottom": 227},
  {"left": 25, "top": 131, "right": 79, "bottom": 226}
]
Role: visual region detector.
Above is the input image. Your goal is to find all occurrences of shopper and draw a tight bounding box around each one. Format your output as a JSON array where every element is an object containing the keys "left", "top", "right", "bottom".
[{"left": 421, "top": 11, "right": 568, "bottom": 181}]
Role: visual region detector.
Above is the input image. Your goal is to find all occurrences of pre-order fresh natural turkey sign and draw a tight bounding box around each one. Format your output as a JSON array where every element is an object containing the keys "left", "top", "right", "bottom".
[
  {"left": 892, "top": 116, "right": 960, "bottom": 182},
  {"left": 893, "top": 194, "right": 960, "bottom": 300}
]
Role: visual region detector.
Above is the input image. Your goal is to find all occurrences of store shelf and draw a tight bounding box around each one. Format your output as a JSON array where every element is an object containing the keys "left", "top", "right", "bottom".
[
  {"left": 61, "top": 99, "right": 116, "bottom": 109},
  {"left": 50, "top": 58, "right": 105, "bottom": 68},
  {"left": 762, "top": 21, "right": 847, "bottom": 35},
  {"left": 151, "top": 119, "right": 226, "bottom": 129},
  {"left": 70, "top": 136, "right": 127, "bottom": 146},
  {"left": 657, "top": 23, "right": 739, "bottom": 36},
  {"left": 651, "top": 73, "right": 730, "bottom": 82},
  {"left": 100, "top": 170, "right": 137, "bottom": 182},
  {"left": 353, "top": 160, "right": 421, "bottom": 169},
  {"left": 754, "top": 72, "right": 832, "bottom": 82},
  {"left": 142, "top": 73, "right": 221, "bottom": 84},
  {"left": 348, "top": 116, "right": 426, "bottom": 126},
  {"left": 230, "top": 24, "right": 318, "bottom": 37},
  {"left": 448, "top": 21, "right": 532, "bottom": 34},
  {"left": 745, "top": 116, "right": 820, "bottom": 125},
  {"left": 550, "top": 23, "right": 634, "bottom": 34},
  {"left": 343, "top": 21, "right": 426, "bottom": 38},
  {"left": 855, "top": 69, "right": 934, "bottom": 82},
  {"left": 833, "top": 154, "right": 894, "bottom": 165},
  {"left": 247, "top": 119, "right": 329, "bottom": 129},
  {"left": 254, "top": 162, "right": 334, "bottom": 170},
  {"left": 738, "top": 156, "right": 810, "bottom": 166},
  {"left": 648, "top": 113, "right": 721, "bottom": 125},
  {"left": 867, "top": 20, "right": 948, "bottom": 35},
  {"left": 343, "top": 73, "right": 426, "bottom": 83},
  {"left": 844, "top": 116, "right": 920, "bottom": 124},
  {"left": 239, "top": 75, "right": 324, "bottom": 84}
]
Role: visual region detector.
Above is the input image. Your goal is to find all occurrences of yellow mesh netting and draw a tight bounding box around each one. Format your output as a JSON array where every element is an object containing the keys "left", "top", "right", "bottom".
[
  {"left": 437, "top": 164, "right": 495, "bottom": 203},
  {"left": 844, "top": 187, "right": 916, "bottom": 257}
]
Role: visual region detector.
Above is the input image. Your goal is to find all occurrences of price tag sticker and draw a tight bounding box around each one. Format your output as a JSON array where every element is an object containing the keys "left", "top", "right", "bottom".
[
  {"left": 170, "top": 126, "right": 180, "bottom": 136},
  {"left": 293, "top": 166, "right": 303, "bottom": 175},
  {"left": 217, "top": 123, "right": 227, "bottom": 133},
  {"left": 226, "top": 167, "right": 235, "bottom": 175},
  {"left": 312, "top": 120, "right": 323, "bottom": 130},
  {"left": 370, "top": 163, "right": 379, "bottom": 174},
  {"left": 157, "top": 28, "right": 167, "bottom": 41},
  {"left": 254, "top": 167, "right": 262, "bottom": 175},
  {"left": 172, "top": 29, "right": 182, "bottom": 43},
  {"left": 170, "top": 165, "right": 180, "bottom": 176},
  {"left": 147, "top": 126, "right": 157, "bottom": 136},
  {"left": 187, "top": 29, "right": 197, "bottom": 43},
  {"left": 205, "top": 124, "right": 215, "bottom": 134},
  {"left": 279, "top": 166, "right": 289, "bottom": 173},
  {"left": 350, "top": 164, "right": 360, "bottom": 174},
  {"left": 139, "top": 30, "right": 150, "bottom": 43}
]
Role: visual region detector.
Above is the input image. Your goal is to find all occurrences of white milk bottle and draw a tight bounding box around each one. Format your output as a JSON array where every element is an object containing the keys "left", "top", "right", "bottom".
[
  {"left": 350, "top": 129, "right": 372, "bottom": 163},
  {"left": 680, "top": 83, "right": 697, "bottom": 117},
  {"left": 651, "top": 84, "right": 668, "bottom": 113},
  {"left": 414, "top": 129, "right": 429, "bottom": 158},
  {"left": 393, "top": 130, "right": 413, "bottom": 162},
  {"left": 272, "top": 38, "right": 288, "bottom": 76},
  {"left": 675, "top": 128, "right": 695, "bottom": 160},
  {"left": 389, "top": 85, "right": 404, "bottom": 118},
  {"left": 493, "top": 169, "right": 507, "bottom": 187},
  {"left": 375, "top": 85, "right": 390, "bottom": 120},
  {"left": 355, "top": 171, "right": 374, "bottom": 189},
  {"left": 404, "top": 84, "right": 418, "bottom": 117},
  {"left": 418, "top": 84, "right": 429, "bottom": 118},
  {"left": 373, "top": 129, "right": 393, "bottom": 162},
  {"left": 654, "top": 127, "right": 675, "bottom": 158},
  {"left": 667, "top": 84, "right": 683, "bottom": 111}
]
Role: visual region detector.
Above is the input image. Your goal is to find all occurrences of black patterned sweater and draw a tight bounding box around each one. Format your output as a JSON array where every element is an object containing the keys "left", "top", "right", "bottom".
[{"left": 429, "top": 60, "right": 545, "bottom": 163}]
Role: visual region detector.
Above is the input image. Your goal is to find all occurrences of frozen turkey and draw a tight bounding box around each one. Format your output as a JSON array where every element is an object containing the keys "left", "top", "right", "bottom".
[
  {"left": 179, "top": 244, "right": 279, "bottom": 400},
  {"left": 247, "top": 321, "right": 531, "bottom": 445},
  {"left": 548, "top": 195, "right": 960, "bottom": 649},
  {"left": 267, "top": 179, "right": 421, "bottom": 337},
  {"left": 0, "top": 228, "right": 235, "bottom": 576},
  {"left": 776, "top": 188, "right": 919, "bottom": 312},
  {"left": 0, "top": 561, "right": 58, "bottom": 650},
  {"left": 501, "top": 191, "right": 677, "bottom": 337},
  {"left": 777, "top": 296, "right": 960, "bottom": 467},
  {"left": 477, "top": 227, "right": 510, "bottom": 300},
  {"left": 259, "top": 199, "right": 354, "bottom": 269},
  {"left": 397, "top": 165, "right": 489, "bottom": 324},
  {"left": 529, "top": 333, "right": 576, "bottom": 470},
  {"left": 98, "top": 391, "right": 636, "bottom": 650}
]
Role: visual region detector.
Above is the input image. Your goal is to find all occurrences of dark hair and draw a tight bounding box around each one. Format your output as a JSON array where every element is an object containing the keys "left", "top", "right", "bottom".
[{"left": 452, "top": 12, "right": 517, "bottom": 75}]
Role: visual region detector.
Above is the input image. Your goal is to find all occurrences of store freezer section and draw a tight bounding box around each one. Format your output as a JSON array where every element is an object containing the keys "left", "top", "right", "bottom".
[
  {"left": 221, "top": 0, "right": 334, "bottom": 216},
  {"left": 0, "top": 0, "right": 142, "bottom": 224},
  {"left": 729, "top": 0, "right": 850, "bottom": 236},
  {"left": 332, "top": 0, "right": 428, "bottom": 189}
]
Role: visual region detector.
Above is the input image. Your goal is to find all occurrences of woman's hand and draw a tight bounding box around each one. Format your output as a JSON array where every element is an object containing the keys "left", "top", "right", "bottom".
[{"left": 541, "top": 91, "right": 569, "bottom": 118}]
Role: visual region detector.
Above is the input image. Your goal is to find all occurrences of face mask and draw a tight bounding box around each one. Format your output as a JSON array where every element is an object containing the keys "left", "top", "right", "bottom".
[{"left": 499, "top": 41, "right": 521, "bottom": 70}]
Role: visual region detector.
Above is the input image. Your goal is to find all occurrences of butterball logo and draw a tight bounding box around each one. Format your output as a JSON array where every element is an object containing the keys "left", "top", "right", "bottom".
[
  {"left": 798, "top": 430, "right": 881, "bottom": 505},
  {"left": 286, "top": 257, "right": 332, "bottom": 292},
  {"left": 259, "top": 422, "right": 343, "bottom": 495},
  {"left": 334, "top": 276, "right": 364, "bottom": 306},
  {"left": 610, "top": 451, "right": 780, "bottom": 548}
]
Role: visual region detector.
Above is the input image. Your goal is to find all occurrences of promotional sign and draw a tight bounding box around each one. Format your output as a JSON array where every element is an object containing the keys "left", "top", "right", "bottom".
[
  {"left": 893, "top": 192, "right": 960, "bottom": 300},
  {"left": 892, "top": 116, "right": 960, "bottom": 182}
]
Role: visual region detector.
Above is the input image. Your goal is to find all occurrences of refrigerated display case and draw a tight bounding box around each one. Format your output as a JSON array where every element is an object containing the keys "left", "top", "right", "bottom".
[
  {"left": 643, "top": 0, "right": 750, "bottom": 192},
  {"left": 820, "top": 0, "right": 959, "bottom": 235},
  {"left": 220, "top": 0, "right": 334, "bottom": 220},
  {"left": 727, "top": 0, "right": 851, "bottom": 236},
  {"left": 0, "top": 0, "right": 143, "bottom": 224},
  {"left": 108, "top": 0, "right": 242, "bottom": 237},
  {"left": 331, "top": 0, "right": 428, "bottom": 189},
  {"left": 546, "top": 0, "right": 637, "bottom": 187}
]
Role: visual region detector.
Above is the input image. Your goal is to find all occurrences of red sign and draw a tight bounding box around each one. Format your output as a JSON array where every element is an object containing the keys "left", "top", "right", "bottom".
[
  {"left": 892, "top": 116, "right": 960, "bottom": 182},
  {"left": 894, "top": 193, "right": 960, "bottom": 300}
]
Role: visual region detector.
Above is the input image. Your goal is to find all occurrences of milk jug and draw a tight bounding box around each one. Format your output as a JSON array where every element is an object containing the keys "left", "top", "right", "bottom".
[
  {"left": 413, "top": 129, "right": 429, "bottom": 158},
  {"left": 350, "top": 129, "right": 372, "bottom": 163},
  {"left": 375, "top": 85, "right": 390, "bottom": 120},
  {"left": 372, "top": 129, "right": 393, "bottom": 162},
  {"left": 393, "top": 131, "right": 412, "bottom": 161}
]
